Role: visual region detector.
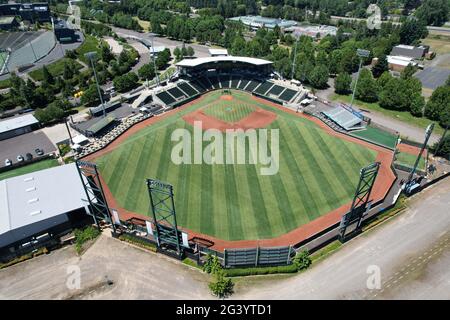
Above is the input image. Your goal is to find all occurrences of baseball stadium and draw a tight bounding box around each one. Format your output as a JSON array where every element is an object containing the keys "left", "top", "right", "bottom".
[{"left": 84, "top": 56, "right": 397, "bottom": 252}]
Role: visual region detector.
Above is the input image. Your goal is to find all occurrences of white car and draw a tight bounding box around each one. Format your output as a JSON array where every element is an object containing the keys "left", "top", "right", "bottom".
[
  {"left": 16, "top": 155, "right": 24, "bottom": 162},
  {"left": 4, "top": 159, "right": 12, "bottom": 166}
]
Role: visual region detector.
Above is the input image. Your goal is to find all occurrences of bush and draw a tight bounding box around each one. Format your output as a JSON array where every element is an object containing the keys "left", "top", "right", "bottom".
[
  {"left": 74, "top": 226, "right": 101, "bottom": 254},
  {"left": 208, "top": 271, "right": 234, "bottom": 298},
  {"left": 58, "top": 143, "right": 71, "bottom": 156},
  {"left": 293, "top": 250, "right": 312, "bottom": 271},
  {"left": 222, "top": 264, "right": 298, "bottom": 277},
  {"left": 118, "top": 234, "right": 157, "bottom": 252},
  {"left": 203, "top": 253, "right": 222, "bottom": 274}
]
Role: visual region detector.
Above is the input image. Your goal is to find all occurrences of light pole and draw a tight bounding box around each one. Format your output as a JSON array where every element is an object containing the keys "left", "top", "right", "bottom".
[
  {"left": 149, "top": 33, "right": 160, "bottom": 87},
  {"left": 350, "top": 48, "right": 370, "bottom": 108},
  {"left": 85, "top": 51, "right": 106, "bottom": 118},
  {"left": 291, "top": 34, "right": 299, "bottom": 80}
]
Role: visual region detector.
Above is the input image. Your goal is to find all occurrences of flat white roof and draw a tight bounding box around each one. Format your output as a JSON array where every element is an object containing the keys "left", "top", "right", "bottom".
[
  {"left": 0, "top": 163, "right": 86, "bottom": 239},
  {"left": 72, "top": 134, "right": 88, "bottom": 144},
  {"left": 176, "top": 56, "right": 272, "bottom": 68},
  {"left": 209, "top": 48, "right": 228, "bottom": 56},
  {"left": 387, "top": 55, "right": 418, "bottom": 66},
  {"left": 0, "top": 114, "right": 38, "bottom": 134}
]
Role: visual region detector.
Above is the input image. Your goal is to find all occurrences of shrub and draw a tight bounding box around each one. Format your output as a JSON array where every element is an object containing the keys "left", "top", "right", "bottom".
[
  {"left": 118, "top": 234, "right": 157, "bottom": 252},
  {"left": 203, "top": 253, "right": 221, "bottom": 274},
  {"left": 74, "top": 226, "right": 101, "bottom": 254},
  {"left": 222, "top": 264, "right": 298, "bottom": 277},
  {"left": 208, "top": 271, "right": 234, "bottom": 298},
  {"left": 293, "top": 250, "right": 312, "bottom": 271}
]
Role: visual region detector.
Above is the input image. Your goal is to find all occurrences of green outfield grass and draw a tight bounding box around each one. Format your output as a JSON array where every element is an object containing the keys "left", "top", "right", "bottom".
[
  {"left": 203, "top": 100, "right": 255, "bottom": 123},
  {"left": 96, "top": 90, "right": 378, "bottom": 241},
  {"left": 351, "top": 126, "right": 398, "bottom": 149},
  {"left": 0, "top": 159, "right": 59, "bottom": 181},
  {"left": 395, "top": 151, "right": 426, "bottom": 170}
]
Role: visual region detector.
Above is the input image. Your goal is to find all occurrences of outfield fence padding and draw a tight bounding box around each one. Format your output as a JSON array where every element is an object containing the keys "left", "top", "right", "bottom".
[{"left": 224, "top": 246, "right": 293, "bottom": 268}]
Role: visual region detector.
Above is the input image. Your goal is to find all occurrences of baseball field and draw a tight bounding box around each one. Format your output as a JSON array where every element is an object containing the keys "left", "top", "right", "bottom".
[{"left": 95, "top": 90, "right": 378, "bottom": 241}]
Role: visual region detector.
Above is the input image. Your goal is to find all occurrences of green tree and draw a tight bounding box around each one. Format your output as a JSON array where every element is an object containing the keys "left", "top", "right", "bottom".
[
  {"left": 42, "top": 65, "right": 55, "bottom": 85},
  {"left": 372, "top": 55, "right": 388, "bottom": 78},
  {"left": 100, "top": 44, "right": 115, "bottom": 64},
  {"left": 415, "top": 0, "right": 450, "bottom": 26},
  {"left": 113, "top": 72, "right": 139, "bottom": 92},
  {"left": 425, "top": 85, "right": 450, "bottom": 125},
  {"left": 410, "top": 93, "right": 426, "bottom": 117},
  {"left": 138, "top": 63, "right": 155, "bottom": 80},
  {"left": 334, "top": 72, "right": 352, "bottom": 94},
  {"left": 186, "top": 46, "right": 195, "bottom": 57},
  {"left": 81, "top": 84, "right": 102, "bottom": 107},
  {"left": 400, "top": 64, "right": 418, "bottom": 79},
  {"left": 308, "top": 64, "right": 329, "bottom": 89},
  {"left": 174, "top": 47, "right": 182, "bottom": 61},
  {"left": 293, "top": 250, "right": 312, "bottom": 271},
  {"left": 399, "top": 18, "right": 428, "bottom": 45},
  {"left": 355, "top": 69, "right": 378, "bottom": 103},
  {"left": 63, "top": 62, "right": 74, "bottom": 80},
  {"left": 208, "top": 271, "right": 234, "bottom": 299}
]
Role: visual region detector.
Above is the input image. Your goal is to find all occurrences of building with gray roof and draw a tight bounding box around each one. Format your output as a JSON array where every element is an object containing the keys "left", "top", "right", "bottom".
[
  {"left": 390, "top": 45, "right": 429, "bottom": 60},
  {"left": 0, "top": 163, "right": 90, "bottom": 260},
  {"left": 228, "top": 15, "right": 297, "bottom": 30},
  {"left": 0, "top": 114, "right": 39, "bottom": 141}
]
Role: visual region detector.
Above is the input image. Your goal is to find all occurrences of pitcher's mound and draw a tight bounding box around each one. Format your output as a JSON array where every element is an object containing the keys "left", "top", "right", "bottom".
[{"left": 220, "top": 95, "right": 233, "bottom": 101}]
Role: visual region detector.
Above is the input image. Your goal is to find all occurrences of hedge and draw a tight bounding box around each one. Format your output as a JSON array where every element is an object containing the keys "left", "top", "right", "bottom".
[
  {"left": 222, "top": 264, "right": 298, "bottom": 277},
  {"left": 118, "top": 234, "right": 157, "bottom": 252}
]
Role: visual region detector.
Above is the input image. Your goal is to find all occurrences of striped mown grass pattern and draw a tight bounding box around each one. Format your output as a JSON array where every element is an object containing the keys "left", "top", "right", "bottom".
[
  {"left": 96, "top": 91, "right": 377, "bottom": 241},
  {"left": 203, "top": 100, "right": 255, "bottom": 123}
]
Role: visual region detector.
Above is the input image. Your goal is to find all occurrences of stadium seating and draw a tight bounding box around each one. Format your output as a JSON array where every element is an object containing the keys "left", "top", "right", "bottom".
[
  {"left": 267, "top": 84, "right": 284, "bottom": 96},
  {"left": 178, "top": 82, "right": 198, "bottom": 96},
  {"left": 322, "top": 107, "right": 364, "bottom": 131},
  {"left": 231, "top": 76, "right": 240, "bottom": 89},
  {"left": 156, "top": 91, "right": 176, "bottom": 105},
  {"left": 167, "top": 86, "right": 186, "bottom": 99},
  {"left": 189, "top": 79, "right": 207, "bottom": 93},
  {"left": 245, "top": 80, "right": 262, "bottom": 92},
  {"left": 278, "top": 88, "right": 298, "bottom": 102},
  {"left": 237, "top": 78, "right": 250, "bottom": 90},
  {"left": 254, "top": 81, "right": 274, "bottom": 95},
  {"left": 3, "top": 31, "right": 55, "bottom": 72}
]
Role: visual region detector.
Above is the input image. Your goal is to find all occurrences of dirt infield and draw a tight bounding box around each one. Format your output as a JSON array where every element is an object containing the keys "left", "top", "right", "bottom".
[
  {"left": 85, "top": 92, "right": 396, "bottom": 251},
  {"left": 183, "top": 108, "right": 277, "bottom": 132},
  {"left": 220, "top": 95, "right": 233, "bottom": 101},
  {"left": 398, "top": 143, "right": 426, "bottom": 157}
]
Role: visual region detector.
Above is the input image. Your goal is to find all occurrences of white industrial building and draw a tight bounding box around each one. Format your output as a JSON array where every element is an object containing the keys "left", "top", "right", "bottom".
[
  {"left": 0, "top": 163, "right": 90, "bottom": 259},
  {"left": 0, "top": 113, "right": 39, "bottom": 141}
]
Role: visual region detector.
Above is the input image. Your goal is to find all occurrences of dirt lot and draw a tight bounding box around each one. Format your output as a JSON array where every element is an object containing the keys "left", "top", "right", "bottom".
[{"left": 0, "top": 234, "right": 211, "bottom": 300}]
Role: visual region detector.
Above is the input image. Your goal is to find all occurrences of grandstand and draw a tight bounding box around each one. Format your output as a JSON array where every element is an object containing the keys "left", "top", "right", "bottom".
[
  {"left": 321, "top": 107, "right": 366, "bottom": 131},
  {"left": 0, "top": 31, "right": 56, "bottom": 75}
]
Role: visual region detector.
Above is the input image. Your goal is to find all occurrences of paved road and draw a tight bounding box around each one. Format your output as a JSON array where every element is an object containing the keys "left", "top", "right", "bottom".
[
  {"left": 111, "top": 26, "right": 211, "bottom": 58},
  {"left": 234, "top": 178, "right": 450, "bottom": 299}
]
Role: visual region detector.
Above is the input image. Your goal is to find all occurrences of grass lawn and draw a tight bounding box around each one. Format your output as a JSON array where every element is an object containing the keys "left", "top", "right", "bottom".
[
  {"left": 133, "top": 16, "right": 150, "bottom": 32},
  {"left": 203, "top": 100, "right": 255, "bottom": 122},
  {"left": 0, "top": 159, "right": 59, "bottom": 181},
  {"left": 422, "top": 35, "right": 450, "bottom": 55},
  {"left": 351, "top": 126, "right": 398, "bottom": 149},
  {"left": 76, "top": 34, "right": 101, "bottom": 64},
  {"left": 395, "top": 151, "right": 426, "bottom": 170},
  {"left": 0, "top": 78, "right": 11, "bottom": 89},
  {"left": 29, "top": 58, "right": 83, "bottom": 81},
  {"left": 331, "top": 93, "right": 444, "bottom": 135},
  {"left": 96, "top": 90, "right": 377, "bottom": 241}
]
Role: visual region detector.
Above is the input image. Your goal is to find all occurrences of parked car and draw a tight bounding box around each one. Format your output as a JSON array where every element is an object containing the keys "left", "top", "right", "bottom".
[
  {"left": 4, "top": 159, "right": 11, "bottom": 166},
  {"left": 26, "top": 153, "right": 33, "bottom": 161},
  {"left": 17, "top": 155, "right": 24, "bottom": 162},
  {"left": 35, "top": 148, "right": 44, "bottom": 156}
]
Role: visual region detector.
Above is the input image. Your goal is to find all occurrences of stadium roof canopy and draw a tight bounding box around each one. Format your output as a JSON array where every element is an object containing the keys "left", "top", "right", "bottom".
[
  {"left": 176, "top": 56, "right": 273, "bottom": 68},
  {"left": 322, "top": 107, "right": 364, "bottom": 131},
  {"left": 0, "top": 163, "right": 86, "bottom": 248},
  {"left": 228, "top": 15, "right": 297, "bottom": 29},
  {"left": 0, "top": 114, "right": 38, "bottom": 134}
]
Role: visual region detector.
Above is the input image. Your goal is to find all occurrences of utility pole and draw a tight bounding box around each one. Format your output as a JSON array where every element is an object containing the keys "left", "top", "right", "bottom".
[
  {"left": 65, "top": 116, "right": 73, "bottom": 145},
  {"left": 149, "top": 33, "right": 160, "bottom": 87},
  {"left": 350, "top": 48, "right": 370, "bottom": 108},
  {"left": 291, "top": 36, "right": 299, "bottom": 80},
  {"left": 85, "top": 51, "right": 106, "bottom": 118}
]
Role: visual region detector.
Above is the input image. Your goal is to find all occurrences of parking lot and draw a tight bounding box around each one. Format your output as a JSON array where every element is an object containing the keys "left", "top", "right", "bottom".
[
  {"left": 0, "top": 130, "right": 56, "bottom": 168},
  {"left": 415, "top": 66, "right": 450, "bottom": 89}
]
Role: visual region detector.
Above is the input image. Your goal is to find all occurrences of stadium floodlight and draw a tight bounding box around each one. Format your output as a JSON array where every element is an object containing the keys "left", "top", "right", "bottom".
[
  {"left": 350, "top": 48, "right": 371, "bottom": 108},
  {"left": 148, "top": 33, "right": 160, "bottom": 87},
  {"left": 85, "top": 51, "right": 106, "bottom": 118}
]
